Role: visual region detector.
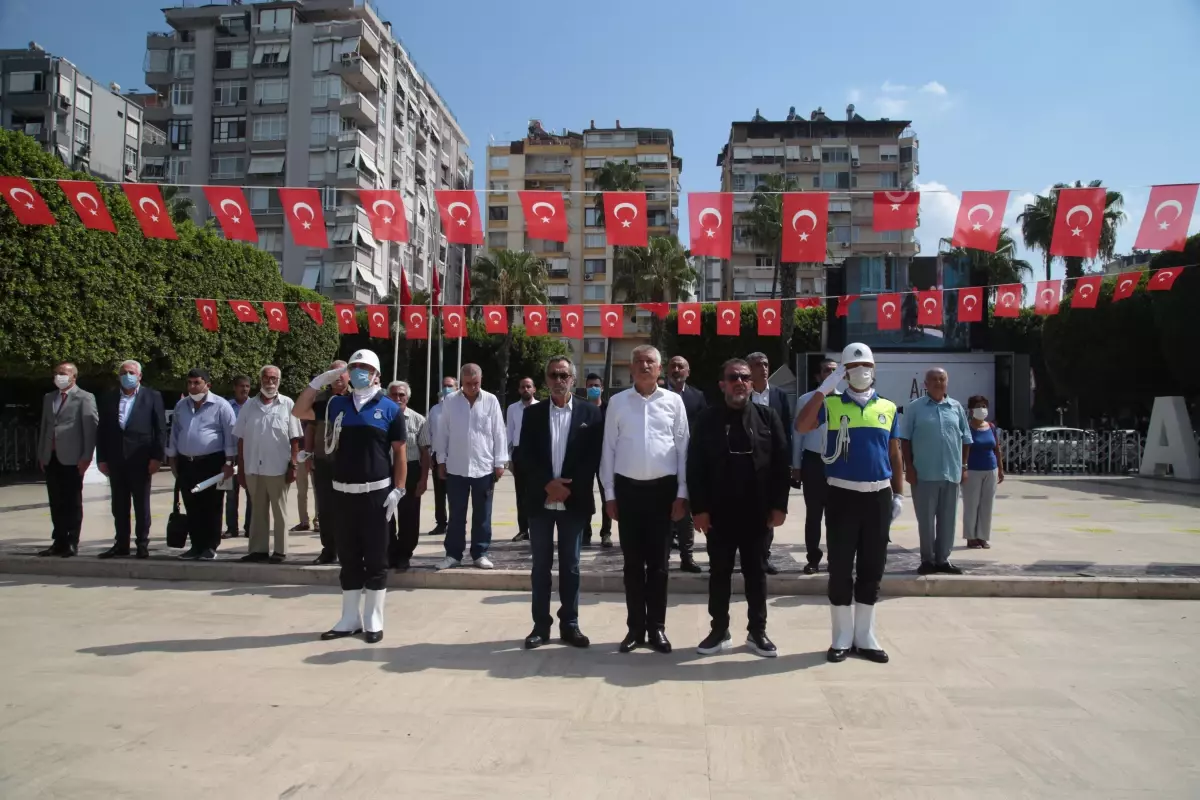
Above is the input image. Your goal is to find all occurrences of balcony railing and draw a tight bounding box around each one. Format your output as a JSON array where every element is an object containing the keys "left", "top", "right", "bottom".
[{"left": 142, "top": 124, "right": 167, "bottom": 147}]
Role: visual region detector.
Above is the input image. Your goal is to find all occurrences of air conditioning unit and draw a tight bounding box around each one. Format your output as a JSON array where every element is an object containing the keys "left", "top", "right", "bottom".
[
  {"left": 840, "top": 242, "right": 849, "bottom": 248},
  {"left": 802, "top": 155, "right": 811, "bottom": 162},
  {"left": 56, "top": 95, "right": 71, "bottom": 110},
  {"left": 851, "top": 158, "right": 860, "bottom": 167},
  {"left": 340, "top": 52, "right": 355, "bottom": 63},
  {"left": 584, "top": 274, "right": 593, "bottom": 281}
]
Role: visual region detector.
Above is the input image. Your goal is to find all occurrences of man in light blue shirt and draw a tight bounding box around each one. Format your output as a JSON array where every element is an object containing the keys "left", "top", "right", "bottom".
[
  {"left": 792, "top": 358, "right": 839, "bottom": 573},
  {"left": 898, "top": 368, "right": 972, "bottom": 575}
]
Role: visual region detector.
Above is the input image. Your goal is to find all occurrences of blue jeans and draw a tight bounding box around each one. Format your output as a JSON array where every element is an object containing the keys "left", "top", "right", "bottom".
[
  {"left": 445, "top": 473, "right": 495, "bottom": 561},
  {"left": 529, "top": 509, "right": 586, "bottom": 633}
]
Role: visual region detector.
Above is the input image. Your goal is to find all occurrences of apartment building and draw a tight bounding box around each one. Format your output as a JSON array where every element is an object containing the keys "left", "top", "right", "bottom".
[
  {"left": 1, "top": 43, "right": 147, "bottom": 182},
  {"left": 141, "top": 0, "right": 473, "bottom": 304},
  {"left": 485, "top": 120, "right": 681, "bottom": 386}
]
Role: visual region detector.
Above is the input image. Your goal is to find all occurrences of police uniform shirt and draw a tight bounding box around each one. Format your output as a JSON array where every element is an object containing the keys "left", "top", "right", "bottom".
[
  {"left": 817, "top": 392, "right": 899, "bottom": 485},
  {"left": 327, "top": 392, "right": 407, "bottom": 484}
]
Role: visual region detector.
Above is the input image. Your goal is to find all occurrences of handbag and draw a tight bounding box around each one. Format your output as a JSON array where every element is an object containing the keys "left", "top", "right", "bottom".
[{"left": 166, "top": 480, "right": 189, "bottom": 548}]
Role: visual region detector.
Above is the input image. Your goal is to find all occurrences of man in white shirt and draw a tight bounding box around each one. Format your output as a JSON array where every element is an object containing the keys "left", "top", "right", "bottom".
[
  {"left": 425, "top": 376, "right": 457, "bottom": 537},
  {"left": 793, "top": 358, "right": 839, "bottom": 574},
  {"left": 600, "top": 345, "right": 690, "bottom": 655},
  {"left": 233, "top": 365, "right": 302, "bottom": 563},
  {"left": 434, "top": 364, "right": 507, "bottom": 570},
  {"left": 506, "top": 377, "right": 538, "bottom": 542}
]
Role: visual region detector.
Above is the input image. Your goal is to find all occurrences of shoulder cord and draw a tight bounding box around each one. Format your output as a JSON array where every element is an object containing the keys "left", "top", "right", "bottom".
[
  {"left": 324, "top": 399, "right": 344, "bottom": 456},
  {"left": 821, "top": 413, "right": 852, "bottom": 465}
]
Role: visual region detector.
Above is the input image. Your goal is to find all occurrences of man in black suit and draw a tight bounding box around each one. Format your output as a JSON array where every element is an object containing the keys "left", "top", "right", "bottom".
[
  {"left": 96, "top": 360, "right": 167, "bottom": 559},
  {"left": 746, "top": 351, "right": 793, "bottom": 575},
  {"left": 517, "top": 356, "right": 603, "bottom": 650},
  {"left": 666, "top": 355, "right": 706, "bottom": 572}
]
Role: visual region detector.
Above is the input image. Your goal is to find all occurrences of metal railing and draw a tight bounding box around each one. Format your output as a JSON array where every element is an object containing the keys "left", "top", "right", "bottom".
[
  {"left": 998, "top": 429, "right": 1147, "bottom": 475},
  {"left": 0, "top": 421, "right": 38, "bottom": 476}
]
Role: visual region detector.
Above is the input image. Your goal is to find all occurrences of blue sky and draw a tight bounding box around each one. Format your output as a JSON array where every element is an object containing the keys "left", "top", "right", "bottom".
[{"left": 4, "top": 0, "right": 1199, "bottom": 276}]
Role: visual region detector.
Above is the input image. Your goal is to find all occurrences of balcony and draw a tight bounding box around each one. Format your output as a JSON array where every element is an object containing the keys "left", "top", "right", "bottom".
[
  {"left": 142, "top": 123, "right": 167, "bottom": 147},
  {"left": 8, "top": 122, "right": 48, "bottom": 142},
  {"left": 547, "top": 258, "right": 570, "bottom": 279},
  {"left": 340, "top": 92, "right": 377, "bottom": 127},
  {"left": 335, "top": 53, "right": 379, "bottom": 95}
]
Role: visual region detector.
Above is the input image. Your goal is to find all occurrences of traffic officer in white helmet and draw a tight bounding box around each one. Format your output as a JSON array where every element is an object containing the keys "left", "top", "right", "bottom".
[
  {"left": 294, "top": 349, "right": 407, "bottom": 643},
  {"left": 795, "top": 343, "right": 904, "bottom": 664}
]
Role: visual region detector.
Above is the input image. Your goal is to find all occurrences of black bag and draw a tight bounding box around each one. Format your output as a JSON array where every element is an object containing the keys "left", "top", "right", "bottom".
[{"left": 166, "top": 481, "right": 189, "bottom": 548}]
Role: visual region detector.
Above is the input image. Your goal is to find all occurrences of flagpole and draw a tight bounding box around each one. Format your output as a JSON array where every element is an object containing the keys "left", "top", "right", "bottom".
[
  {"left": 425, "top": 289, "right": 434, "bottom": 413},
  {"left": 456, "top": 245, "right": 466, "bottom": 377}
]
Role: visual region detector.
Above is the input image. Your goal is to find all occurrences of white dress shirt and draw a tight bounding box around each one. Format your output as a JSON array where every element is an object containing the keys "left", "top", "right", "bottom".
[
  {"left": 544, "top": 397, "right": 573, "bottom": 510},
  {"left": 434, "top": 389, "right": 508, "bottom": 478},
  {"left": 600, "top": 386, "right": 689, "bottom": 499},
  {"left": 427, "top": 401, "right": 445, "bottom": 456},
  {"left": 751, "top": 383, "right": 771, "bottom": 407},
  {"left": 232, "top": 394, "right": 302, "bottom": 476},
  {"left": 506, "top": 398, "right": 538, "bottom": 454},
  {"left": 118, "top": 387, "right": 139, "bottom": 430}
]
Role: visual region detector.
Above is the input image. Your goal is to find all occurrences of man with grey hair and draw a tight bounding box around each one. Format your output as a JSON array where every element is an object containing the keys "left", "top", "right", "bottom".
[
  {"left": 233, "top": 365, "right": 303, "bottom": 562},
  {"left": 37, "top": 361, "right": 98, "bottom": 557},
  {"left": 386, "top": 380, "right": 430, "bottom": 569}
]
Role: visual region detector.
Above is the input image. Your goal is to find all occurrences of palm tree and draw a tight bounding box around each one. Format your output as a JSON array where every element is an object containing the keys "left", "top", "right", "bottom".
[
  {"left": 743, "top": 173, "right": 801, "bottom": 369},
  {"left": 593, "top": 161, "right": 644, "bottom": 389},
  {"left": 162, "top": 185, "right": 195, "bottom": 225},
  {"left": 941, "top": 228, "right": 1033, "bottom": 298},
  {"left": 470, "top": 249, "right": 549, "bottom": 397},
  {"left": 1018, "top": 181, "right": 1125, "bottom": 280},
  {"left": 612, "top": 236, "right": 697, "bottom": 352}
]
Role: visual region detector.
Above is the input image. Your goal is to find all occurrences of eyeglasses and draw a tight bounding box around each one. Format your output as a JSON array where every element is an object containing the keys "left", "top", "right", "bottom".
[
  {"left": 725, "top": 424, "right": 753, "bottom": 455},
  {"left": 548, "top": 372, "right": 570, "bottom": 380},
  {"left": 725, "top": 374, "right": 752, "bottom": 383}
]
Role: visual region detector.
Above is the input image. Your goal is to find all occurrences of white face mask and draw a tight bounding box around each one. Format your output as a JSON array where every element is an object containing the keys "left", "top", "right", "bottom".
[
  {"left": 53, "top": 374, "right": 71, "bottom": 390},
  {"left": 847, "top": 366, "right": 874, "bottom": 391},
  {"left": 189, "top": 392, "right": 207, "bottom": 403},
  {"left": 972, "top": 407, "right": 988, "bottom": 420},
  {"left": 261, "top": 388, "right": 278, "bottom": 399}
]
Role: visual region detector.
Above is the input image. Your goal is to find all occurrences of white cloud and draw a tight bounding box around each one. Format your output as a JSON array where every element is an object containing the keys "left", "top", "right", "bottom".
[
  {"left": 881, "top": 80, "right": 909, "bottom": 93},
  {"left": 919, "top": 81, "right": 947, "bottom": 96},
  {"left": 916, "top": 181, "right": 960, "bottom": 254},
  {"left": 876, "top": 97, "right": 908, "bottom": 117}
]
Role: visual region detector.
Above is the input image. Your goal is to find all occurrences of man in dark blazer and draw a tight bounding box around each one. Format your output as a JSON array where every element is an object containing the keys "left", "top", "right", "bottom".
[
  {"left": 746, "top": 351, "right": 793, "bottom": 575},
  {"left": 666, "top": 355, "right": 706, "bottom": 572},
  {"left": 96, "top": 360, "right": 167, "bottom": 559},
  {"left": 688, "top": 358, "right": 790, "bottom": 658},
  {"left": 37, "top": 361, "right": 98, "bottom": 557},
  {"left": 517, "top": 356, "right": 603, "bottom": 650}
]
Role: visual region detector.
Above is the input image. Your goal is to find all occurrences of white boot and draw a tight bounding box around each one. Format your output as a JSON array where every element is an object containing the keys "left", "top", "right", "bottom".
[
  {"left": 830, "top": 605, "right": 854, "bottom": 652},
  {"left": 363, "top": 588, "right": 386, "bottom": 643},
  {"left": 852, "top": 602, "right": 888, "bottom": 662},
  {"left": 321, "top": 589, "right": 362, "bottom": 640}
]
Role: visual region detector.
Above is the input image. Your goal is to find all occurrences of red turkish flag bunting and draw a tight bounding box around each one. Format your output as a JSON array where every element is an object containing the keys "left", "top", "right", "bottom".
[
  {"left": 435, "top": 190, "right": 483, "bottom": 245},
  {"left": 203, "top": 186, "right": 257, "bottom": 242},
  {"left": 796, "top": 297, "right": 822, "bottom": 310},
  {"left": 262, "top": 302, "right": 289, "bottom": 332},
  {"left": 0, "top": 177, "right": 56, "bottom": 225},
  {"left": 873, "top": 191, "right": 920, "bottom": 231},
  {"left": 603, "top": 192, "right": 648, "bottom": 247},
  {"left": 122, "top": 183, "right": 177, "bottom": 240},
  {"left": 1071, "top": 276, "right": 1102, "bottom": 309},
  {"left": 367, "top": 305, "right": 389, "bottom": 338},
  {"left": 836, "top": 295, "right": 859, "bottom": 318},
  {"left": 59, "top": 180, "right": 116, "bottom": 232},
  {"left": 1049, "top": 187, "right": 1105, "bottom": 258},
  {"left": 359, "top": 189, "right": 408, "bottom": 242},
  {"left": 600, "top": 305, "right": 624, "bottom": 338},
  {"left": 877, "top": 293, "right": 902, "bottom": 330},
  {"left": 677, "top": 303, "right": 701, "bottom": 335},
  {"left": 952, "top": 190, "right": 1009, "bottom": 252},
  {"left": 483, "top": 306, "right": 507, "bottom": 334},
  {"left": 524, "top": 306, "right": 548, "bottom": 336},
  {"left": 279, "top": 188, "right": 328, "bottom": 248},
  {"left": 638, "top": 303, "right": 669, "bottom": 319},
  {"left": 1149, "top": 268, "right": 1182, "bottom": 291},
  {"left": 462, "top": 266, "right": 472, "bottom": 305},
  {"left": 1034, "top": 280, "right": 1062, "bottom": 315},
  {"left": 782, "top": 193, "right": 830, "bottom": 263},
  {"left": 716, "top": 302, "right": 740, "bottom": 336},
  {"left": 995, "top": 284, "right": 1022, "bottom": 317},
  {"left": 1112, "top": 271, "right": 1141, "bottom": 301},
  {"left": 917, "top": 290, "right": 943, "bottom": 326},
  {"left": 688, "top": 192, "right": 732, "bottom": 258},
  {"left": 1134, "top": 184, "right": 1198, "bottom": 252},
  {"left": 335, "top": 304, "right": 358, "bottom": 334},
  {"left": 958, "top": 287, "right": 984, "bottom": 323},
  {"left": 757, "top": 300, "right": 781, "bottom": 336},
  {"left": 431, "top": 267, "right": 441, "bottom": 307},
  {"left": 442, "top": 306, "right": 466, "bottom": 339},
  {"left": 403, "top": 306, "right": 428, "bottom": 339},
  {"left": 228, "top": 300, "right": 259, "bottom": 322},
  {"left": 561, "top": 305, "right": 584, "bottom": 339},
  {"left": 196, "top": 299, "right": 218, "bottom": 331},
  {"left": 518, "top": 190, "right": 568, "bottom": 243},
  {"left": 299, "top": 302, "right": 324, "bottom": 325},
  {"left": 399, "top": 269, "right": 412, "bottom": 306}
]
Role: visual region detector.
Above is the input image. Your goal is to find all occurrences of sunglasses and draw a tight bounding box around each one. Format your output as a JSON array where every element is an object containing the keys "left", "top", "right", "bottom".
[
  {"left": 725, "top": 374, "right": 753, "bottom": 383},
  {"left": 548, "top": 371, "right": 570, "bottom": 380}
]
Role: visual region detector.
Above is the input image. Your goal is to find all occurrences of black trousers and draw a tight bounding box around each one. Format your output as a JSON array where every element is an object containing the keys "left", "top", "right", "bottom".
[
  {"left": 511, "top": 446, "right": 529, "bottom": 535},
  {"left": 826, "top": 486, "right": 892, "bottom": 606},
  {"left": 46, "top": 452, "right": 84, "bottom": 548},
  {"left": 707, "top": 518, "right": 768, "bottom": 634},
  {"left": 586, "top": 471, "right": 611, "bottom": 540},
  {"left": 388, "top": 462, "right": 423, "bottom": 565},
  {"left": 800, "top": 450, "right": 828, "bottom": 566},
  {"left": 311, "top": 460, "right": 337, "bottom": 557},
  {"left": 673, "top": 511, "right": 695, "bottom": 558},
  {"left": 614, "top": 474, "right": 677, "bottom": 633},
  {"left": 176, "top": 453, "right": 226, "bottom": 553},
  {"left": 431, "top": 465, "right": 448, "bottom": 528},
  {"left": 109, "top": 459, "right": 152, "bottom": 548},
  {"left": 334, "top": 485, "right": 390, "bottom": 591}
]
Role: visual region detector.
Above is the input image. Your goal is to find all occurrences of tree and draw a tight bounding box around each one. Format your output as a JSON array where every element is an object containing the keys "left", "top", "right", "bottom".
[
  {"left": 1147, "top": 233, "right": 1200, "bottom": 395},
  {"left": 161, "top": 185, "right": 195, "bottom": 226},
  {"left": 743, "top": 173, "right": 803, "bottom": 372},
  {"left": 592, "top": 161, "right": 644, "bottom": 390},
  {"left": 1018, "top": 181, "right": 1125, "bottom": 280},
  {"left": 611, "top": 236, "right": 697, "bottom": 352},
  {"left": 941, "top": 228, "right": 1033, "bottom": 298},
  {"left": 469, "top": 248, "right": 549, "bottom": 399}
]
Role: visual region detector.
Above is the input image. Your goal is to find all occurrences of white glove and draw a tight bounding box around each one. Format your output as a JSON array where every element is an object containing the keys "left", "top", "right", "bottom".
[
  {"left": 309, "top": 367, "right": 346, "bottom": 391},
  {"left": 383, "top": 487, "right": 406, "bottom": 521},
  {"left": 819, "top": 365, "right": 847, "bottom": 396},
  {"left": 296, "top": 450, "right": 311, "bottom": 464},
  {"left": 891, "top": 494, "right": 904, "bottom": 521}
]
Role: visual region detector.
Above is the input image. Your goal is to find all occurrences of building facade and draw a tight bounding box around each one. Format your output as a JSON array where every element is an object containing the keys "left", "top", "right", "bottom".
[
  {"left": 1, "top": 44, "right": 146, "bottom": 182},
  {"left": 141, "top": 0, "right": 472, "bottom": 304},
  {"left": 485, "top": 121, "right": 681, "bottom": 387}
]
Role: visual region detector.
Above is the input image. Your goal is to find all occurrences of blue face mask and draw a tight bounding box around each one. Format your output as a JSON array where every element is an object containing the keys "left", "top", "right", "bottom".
[
  {"left": 587, "top": 386, "right": 602, "bottom": 401},
  {"left": 442, "top": 386, "right": 454, "bottom": 397},
  {"left": 119, "top": 373, "right": 139, "bottom": 390},
  {"left": 349, "top": 368, "right": 373, "bottom": 390}
]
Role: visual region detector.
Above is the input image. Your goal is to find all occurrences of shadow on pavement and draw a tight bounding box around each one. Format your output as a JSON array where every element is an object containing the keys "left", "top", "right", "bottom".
[
  {"left": 1017, "top": 477, "right": 1200, "bottom": 508},
  {"left": 78, "top": 631, "right": 316, "bottom": 656}
]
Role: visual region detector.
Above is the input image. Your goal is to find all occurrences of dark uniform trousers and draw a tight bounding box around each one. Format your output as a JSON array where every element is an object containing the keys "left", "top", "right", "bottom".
[
  {"left": 825, "top": 486, "right": 891, "bottom": 606},
  {"left": 614, "top": 474, "right": 677, "bottom": 633},
  {"left": 46, "top": 453, "right": 85, "bottom": 548},
  {"left": 510, "top": 445, "right": 529, "bottom": 535},
  {"left": 388, "top": 461, "right": 423, "bottom": 565},
  {"left": 334, "top": 485, "right": 390, "bottom": 591},
  {"left": 311, "top": 459, "right": 337, "bottom": 558},
  {"left": 707, "top": 518, "right": 768, "bottom": 634},
  {"left": 431, "top": 461, "right": 448, "bottom": 528},
  {"left": 800, "top": 450, "right": 829, "bottom": 566},
  {"left": 176, "top": 452, "right": 226, "bottom": 552}
]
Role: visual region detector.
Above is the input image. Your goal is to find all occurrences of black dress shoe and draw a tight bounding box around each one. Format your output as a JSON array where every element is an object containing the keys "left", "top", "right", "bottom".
[
  {"left": 648, "top": 630, "right": 672, "bottom": 654},
  {"left": 425, "top": 526, "right": 446, "bottom": 537},
  {"left": 852, "top": 646, "right": 890, "bottom": 663},
  {"left": 937, "top": 561, "right": 964, "bottom": 575},
  {"left": 313, "top": 551, "right": 338, "bottom": 565},
  {"left": 240, "top": 552, "right": 269, "bottom": 563},
  {"left": 679, "top": 556, "right": 703, "bottom": 573},
  {"left": 197, "top": 548, "right": 217, "bottom": 561},
  {"left": 269, "top": 553, "right": 286, "bottom": 564},
  {"left": 320, "top": 627, "right": 362, "bottom": 641},
  {"left": 524, "top": 630, "right": 551, "bottom": 649},
  {"left": 364, "top": 631, "right": 383, "bottom": 644},
  {"left": 827, "top": 647, "right": 850, "bottom": 663},
  {"left": 560, "top": 626, "right": 591, "bottom": 648},
  {"left": 178, "top": 548, "right": 201, "bottom": 561},
  {"left": 803, "top": 563, "right": 819, "bottom": 575},
  {"left": 762, "top": 560, "right": 780, "bottom": 576},
  {"left": 512, "top": 530, "right": 529, "bottom": 542},
  {"left": 98, "top": 546, "right": 130, "bottom": 559},
  {"left": 916, "top": 561, "right": 937, "bottom": 575},
  {"left": 37, "top": 546, "right": 63, "bottom": 557},
  {"left": 393, "top": 560, "right": 410, "bottom": 571},
  {"left": 60, "top": 545, "right": 77, "bottom": 558},
  {"left": 619, "top": 631, "right": 645, "bottom": 653},
  {"left": 136, "top": 545, "right": 149, "bottom": 560}
]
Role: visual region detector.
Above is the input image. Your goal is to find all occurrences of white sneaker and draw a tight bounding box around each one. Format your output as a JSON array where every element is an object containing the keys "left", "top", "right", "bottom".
[
  {"left": 473, "top": 556, "right": 495, "bottom": 570},
  {"left": 435, "top": 556, "right": 461, "bottom": 571}
]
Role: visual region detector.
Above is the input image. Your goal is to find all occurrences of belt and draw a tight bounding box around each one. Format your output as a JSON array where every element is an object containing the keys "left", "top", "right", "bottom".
[
  {"left": 828, "top": 477, "right": 892, "bottom": 493},
  {"left": 615, "top": 474, "right": 677, "bottom": 486},
  {"left": 175, "top": 452, "right": 225, "bottom": 462},
  {"left": 333, "top": 478, "right": 392, "bottom": 494}
]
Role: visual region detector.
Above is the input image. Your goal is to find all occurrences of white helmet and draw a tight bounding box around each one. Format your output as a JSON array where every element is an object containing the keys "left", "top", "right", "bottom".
[
  {"left": 348, "top": 349, "right": 381, "bottom": 373},
  {"left": 841, "top": 342, "right": 875, "bottom": 366}
]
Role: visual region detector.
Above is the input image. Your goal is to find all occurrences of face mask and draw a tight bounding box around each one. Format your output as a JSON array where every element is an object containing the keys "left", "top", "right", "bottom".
[
  {"left": 261, "top": 388, "right": 278, "bottom": 399},
  {"left": 972, "top": 407, "right": 988, "bottom": 420},
  {"left": 442, "top": 386, "right": 454, "bottom": 397},
  {"left": 587, "top": 387, "right": 602, "bottom": 401},
  {"left": 54, "top": 374, "right": 71, "bottom": 390},
  {"left": 349, "top": 368, "right": 373, "bottom": 390},
  {"left": 189, "top": 391, "right": 207, "bottom": 402},
  {"left": 119, "top": 373, "right": 139, "bottom": 391},
  {"left": 847, "top": 366, "right": 874, "bottom": 391}
]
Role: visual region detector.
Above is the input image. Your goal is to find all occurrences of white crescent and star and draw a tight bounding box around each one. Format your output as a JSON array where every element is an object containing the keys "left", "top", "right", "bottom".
[
  {"left": 371, "top": 198, "right": 396, "bottom": 224},
  {"left": 966, "top": 203, "right": 993, "bottom": 232},
  {"left": 761, "top": 307, "right": 777, "bottom": 321},
  {"left": 233, "top": 303, "right": 253, "bottom": 318},
  {"left": 1153, "top": 199, "right": 1183, "bottom": 231},
  {"left": 1065, "top": 204, "right": 1093, "bottom": 237},
  {"left": 1156, "top": 270, "right": 1176, "bottom": 283},
  {"left": 409, "top": 312, "right": 423, "bottom": 327},
  {"left": 882, "top": 301, "right": 896, "bottom": 318},
  {"left": 76, "top": 191, "right": 100, "bottom": 216},
  {"left": 219, "top": 198, "right": 244, "bottom": 223},
  {"left": 202, "top": 305, "right": 213, "bottom": 318},
  {"left": 698, "top": 207, "right": 722, "bottom": 238},
  {"left": 604, "top": 311, "right": 619, "bottom": 325},
  {"left": 565, "top": 312, "right": 580, "bottom": 326},
  {"left": 292, "top": 201, "right": 315, "bottom": 230},
  {"left": 1040, "top": 288, "right": 1057, "bottom": 304},
  {"left": 9, "top": 187, "right": 37, "bottom": 209},
  {"left": 681, "top": 310, "right": 697, "bottom": 324},
  {"left": 488, "top": 310, "right": 502, "bottom": 324},
  {"left": 528, "top": 311, "right": 543, "bottom": 324},
  {"left": 791, "top": 209, "right": 818, "bottom": 242},
  {"left": 371, "top": 312, "right": 385, "bottom": 327},
  {"left": 531, "top": 201, "right": 556, "bottom": 224},
  {"left": 1118, "top": 279, "right": 1134, "bottom": 293},
  {"left": 613, "top": 202, "right": 638, "bottom": 228},
  {"left": 447, "top": 201, "right": 472, "bottom": 226},
  {"left": 1000, "top": 291, "right": 1015, "bottom": 307},
  {"left": 884, "top": 191, "right": 911, "bottom": 211},
  {"left": 340, "top": 309, "right": 354, "bottom": 322},
  {"left": 721, "top": 309, "right": 735, "bottom": 323},
  {"left": 269, "top": 308, "right": 283, "bottom": 320},
  {"left": 962, "top": 294, "right": 978, "bottom": 310},
  {"left": 448, "top": 313, "right": 462, "bottom": 328},
  {"left": 922, "top": 297, "right": 939, "bottom": 312},
  {"left": 137, "top": 196, "right": 162, "bottom": 222},
  {"left": 1078, "top": 282, "right": 1096, "bottom": 298}
]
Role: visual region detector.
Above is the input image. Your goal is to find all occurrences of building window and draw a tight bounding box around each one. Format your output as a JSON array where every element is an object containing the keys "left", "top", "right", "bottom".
[
  {"left": 212, "top": 115, "right": 246, "bottom": 143},
  {"left": 584, "top": 157, "right": 607, "bottom": 169},
  {"left": 218, "top": 13, "right": 250, "bottom": 35},
  {"left": 146, "top": 51, "right": 170, "bottom": 73},
  {"left": 311, "top": 75, "right": 342, "bottom": 105},
  {"left": 487, "top": 181, "right": 508, "bottom": 192},
  {"left": 584, "top": 207, "right": 602, "bottom": 227},
  {"left": 530, "top": 239, "right": 564, "bottom": 252},
  {"left": 73, "top": 119, "right": 90, "bottom": 147},
  {"left": 733, "top": 278, "right": 749, "bottom": 295},
  {"left": 124, "top": 144, "right": 138, "bottom": 168},
  {"left": 831, "top": 225, "right": 851, "bottom": 243},
  {"left": 213, "top": 80, "right": 247, "bottom": 106},
  {"left": 899, "top": 146, "right": 914, "bottom": 163},
  {"left": 215, "top": 46, "right": 249, "bottom": 70},
  {"left": 258, "top": 8, "right": 293, "bottom": 32},
  {"left": 488, "top": 155, "right": 508, "bottom": 170},
  {"left": 174, "top": 49, "right": 195, "bottom": 77},
  {"left": 488, "top": 206, "right": 508, "bottom": 221},
  {"left": 248, "top": 188, "right": 276, "bottom": 211},
  {"left": 9, "top": 71, "right": 43, "bottom": 93},
  {"left": 313, "top": 42, "right": 334, "bottom": 72},
  {"left": 822, "top": 147, "right": 850, "bottom": 163},
  {"left": 584, "top": 338, "right": 605, "bottom": 354},
  {"left": 310, "top": 114, "right": 330, "bottom": 145},
  {"left": 252, "top": 44, "right": 290, "bottom": 66},
  {"left": 170, "top": 83, "right": 193, "bottom": 107},
  {"left": 254, "top": 78, "right": 289, "bottom": 104},
  {"left": 210, "top": 154, "right": 246, "bottom": 179},
  {"left": 879, "top": 144, "right": 899, "bottom": 163},
  {"left": 487, "top": 231, "right": 506, "bottom": 249},
  {"left": 880, "top": 172, "right": 901, "bottom": 188},
  {"left": 166, "top": 156, "right": 190, "bottom": 183},
  {"left": 252, "top": 113, "right": 287, "bottom": 140},
  {"left": 126, "top": 119, "right": 140, "bottom": 139},
  {"left": 584, "top": 233, "right": 606, "bottom": 249},
  {"left": 584, "top": 259, "right": 606, "bottom": 276},
  {"left": 754, "top": 255, "right": 775, "bottom": 268},
  {"left": 248, "top": 156, "right": 286, "bottom": 176},
  {"left": 879, "top": 230, "right": 902, "bottom": 243},
  {"left": 583, "top": 285, "right": 605, "bottom": 301},
  {"left": 584, "top": 309, "right": 601, "bottom": 327},
  {"left": 258, "top": 230, "right": 284, "bottom": 253},
  {"left": 74, "top": 91, "right": 92, "bottom": 114}
]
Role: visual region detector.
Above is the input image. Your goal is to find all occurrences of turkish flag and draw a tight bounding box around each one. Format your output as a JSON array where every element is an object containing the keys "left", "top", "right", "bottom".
[
  {"left": 600, "top": 305, "right": 624, "bottom": 337},
  {"left": 677, "top": 303, "right": 701, "bottom": 335},
  {"left": 1071, "top": 276, "right": 1102, "bottom": 309},
  {"left": 462, "top": 266, "right": 472, "bottom": 305},
  {"left": 279, "top": 188, "right": 328, "bottom": 248},
  {"left": 876, "top": 293, "right": 901, "bottom": 330},
  {"left": 228, "top": 300, "right": 260, "bottom": 323},
  {"left": 359, "top": 189, "right": 408, "bottom": 242},
  {"left": 431, "top": 267, "right": 441, "bottom": 307},
  {"left": 122, "top": 183, "right": 177, "bottom": 240},
  {"left": 524, "top": 306, "right": 548, "bottom": 336},
  {"left": 957, "top": 287, "right": 984, "bottom": 322},
  {"left": 688, "top": 192, "right": 732, "bottom": 258},
  {"left": 435, "top": 190, "right": 483, "bottom": 245},
  {"left": 1049, "top": 187, "right": 1105, "bottom": 258},
  {"left": 1149, "top": 268, "right": 1182, "bottom": 291},
  {"left": 59, "top": 180, "right": 116, "bottom": 232},
  {"left": 951, "top": 190, "right": 1008, "bottom": 252},
  {"left": 403, "top": 306, "right": 428, "bottom": 339},
  {"left": 335, "top": 304, "right": 358, "bottom": 334},
  {"left": 367, "top": 305, "right": 389, "bottom": 338},
  {"left": 917, "top": 290, "right": 943, "bottom": 326},
  {"left": 561, "top": 305, "right": 584, "bottom": 339},
  {"left": 518, "top": 190, "right": 568, "bottom": 243},
  {"left": 757, "top": 300, "right": 781, "bottom": 336},
  {"left": 203, "top": 186, "right": 257, "bottom": 242},
  {"left": 299, "top": 302, "right": 324, "bottom": 325},
  {"left": 782, "top": 193, "right": 829, "bottom": 263},
  {"left": 873, "top": 191, "right": 920, "bottom": 231},
  {"left": 995, "top": 284, "right": 1022, "bottom": 317},
  {"left": 836, "top": 295, "right": 859, "bottom": 318},
  {"left": 483, "top": 305, "right": 507, "bottom": 334},
  {"left": 1134, "top": 184, "right": 1198, "bottom": 252},
  {"left": 262, "top": 301, "right": 289, "bottom": 332},
  {"left": 196, "top": 299, "right": 218, "bottom": 331},
  {"left": 796, "top": 297, "right": 822, "bottom": 310},
  {"left": 0, "top": 177, "right": 56, "bottom": 225},
  {"left": 716, "top": 301, "right": 740, "bottom": 336},
  {"left": 638, "top": 303, "right": 669, "bottom": 319},
  {"left": 442, "top": 306, "right": 466, "bottom": 339},
  {"left": 1112, "top": 271, "right": 1141, "bottom": 301},
  {"left": 1034, "top": 280, "right": 1062, "bottom": 316},
  {"left": 603, "top": 192, "right": 648, "bottom": 247},
  {"left": 399, "top": 269, "right": 412, "bottom": 306}
]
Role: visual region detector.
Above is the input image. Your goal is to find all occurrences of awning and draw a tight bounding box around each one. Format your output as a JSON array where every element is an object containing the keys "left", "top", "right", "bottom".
[
  {"left": 247, "top": 156, "right": 285, "bottom": 175},
  {"left": 356, "top": 224, "right": 377, "bottom": 249},
  {"left": 356, "top": 264, "right": 385, "bottom": 294},
  {"left": 300, "top": 265, "right": 321, "bottom": 290},
  {"left": 325, "top": 263, "right": 352, "bottom": 282},
  {"left": 358, "top": 150, "right": 380, "bottom": 178}
]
